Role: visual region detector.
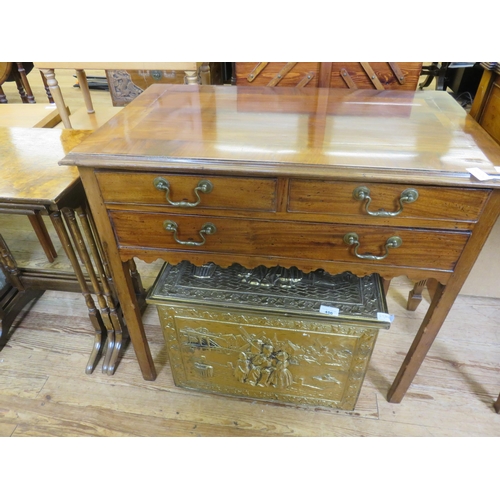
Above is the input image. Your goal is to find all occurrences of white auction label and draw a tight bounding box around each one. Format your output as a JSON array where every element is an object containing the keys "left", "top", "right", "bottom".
[
  {"left": 377, "top": 312, "right": 395, "bottom": 322},
  {"left": 319, "top": 305, "right": 340, "bottom": 316},
  {"left": 467, "top": 167, "right": 492, "bottom": 181}
]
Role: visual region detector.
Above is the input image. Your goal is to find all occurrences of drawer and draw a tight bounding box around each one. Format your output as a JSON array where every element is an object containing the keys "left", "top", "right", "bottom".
[
  {"left": 110, "top": 211, "right": 470, "bottom": 271},
  {"left": 288, "top": 180, "right": 490, "bottom": 223},
  {"left": 96, "top": 172, "right": 277, "bottom": 212}
]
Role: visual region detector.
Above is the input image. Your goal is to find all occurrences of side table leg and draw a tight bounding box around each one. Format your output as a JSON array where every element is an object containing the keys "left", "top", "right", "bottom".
[
  {"left": 0, "top": 85, "right": 7, "bottom": 103},
  {"left": 388, "top": 282, "right": 448, "bottom": 403},
  {"left": 199, "top": 63, "right": 211, "bottom": 85},
  {"left": 78, "top": 167, "right": 156, "bottom": 381},
  {"left": 50, "top": 211, "right": 105, "bottom": 373},
  {"left": 27, "top": 212, "right": 58, "bottom": 262},
  {"left": 407, "top": 279, "right": 427, "bottom": 311},
  {"left": 389, "top": 190, "right": 500, "bottom": 403},
  {"left": 494, "top": 393, "right": 500, "bottom": 414},
  {"left": 62, "top": 207, "right": 117, "bottom": 374},
  {"left": 13, "top": 70, "right": 28, "bottom": 103},
  {"left": 76, "top": 69, "right": 95, "bottom": 114},
  {"left": 75, "top": 206, "right": 125, "bottom": 375},
  {"left": 40, "top": 69, "right": 72, "bottom": 128},
  {"left": 184, "top": 71, "right": 199, "bottom": 85},
  {"left": 39, "top": 71, "right": 54, "bottom": 103},
  {"left": 15, "top": 63, "right": 36, "bottom": 103},
  {"left": 128, "top": 257, "right": 147, "bottom": 311}
]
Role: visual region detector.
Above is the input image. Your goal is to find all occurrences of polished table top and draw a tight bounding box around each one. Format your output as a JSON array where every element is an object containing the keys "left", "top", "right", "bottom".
[
  {"left": 63, "top": 85, "right": 500, "bottom": 187},
  {"left": 0, "top": 127, "right": 92, "bottom": 207}
]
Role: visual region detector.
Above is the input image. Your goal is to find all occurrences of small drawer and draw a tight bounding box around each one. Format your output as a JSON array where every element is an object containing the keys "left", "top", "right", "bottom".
[
  {"left": 96, "top": 172, "right": 277, "bottom": 212},
  {"left": 110, "top": 211, "right": 470, "bottom": 272},
  {"left": 288, "top": 180, "right": 490, "bottom": 223}
]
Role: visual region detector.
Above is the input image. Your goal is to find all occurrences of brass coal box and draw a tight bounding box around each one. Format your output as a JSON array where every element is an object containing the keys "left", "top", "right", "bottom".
[{"left": 146, "top": 261, "right": 391, "bottom": 411}]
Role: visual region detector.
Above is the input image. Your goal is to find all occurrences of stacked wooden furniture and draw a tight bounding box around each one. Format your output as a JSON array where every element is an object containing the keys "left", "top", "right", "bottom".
[
  {"left": 61, "top": 84, "right": 500, "bottom": 405},
  {"left": 235, "top": 62, "right": 422, "bottom": 90},
  {"left": 0, "top": 127, "right": 145, "bottom": 375}
]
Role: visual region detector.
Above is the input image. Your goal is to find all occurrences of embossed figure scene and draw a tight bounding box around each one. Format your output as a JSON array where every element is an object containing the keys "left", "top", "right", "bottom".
[
  {"left": 171, "top": 316, "right": 377, "bottom": 409},
  {"left": 149, "top": 261, "right": 388, "bottom": 410}
]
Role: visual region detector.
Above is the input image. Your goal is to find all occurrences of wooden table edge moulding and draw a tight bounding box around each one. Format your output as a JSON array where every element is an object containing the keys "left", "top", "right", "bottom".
[{"left": 60, "top": 84, "right": 500, "bottom": 404}]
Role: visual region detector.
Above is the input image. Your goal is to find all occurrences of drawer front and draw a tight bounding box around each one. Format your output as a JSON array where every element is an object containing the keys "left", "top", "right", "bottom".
[
  {"left": 288, "top": 180, "right": 490, "bottom": 223},
  {"left": 96, "top": 172, "right": 277, "bottom": 212},
  {"left": 110, "top": 211, "right": 470, "bottom": 271}
]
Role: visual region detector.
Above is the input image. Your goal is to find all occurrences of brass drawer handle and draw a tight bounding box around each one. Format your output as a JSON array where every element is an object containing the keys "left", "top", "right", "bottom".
[
  {"left": 154, "top": 177, "right": 213, "bottom": 207},
  {"left": 343, "top": 232, "right": 402, "bottom": 261},
  {"left": 353, "top": 186, "right": 418, "bottom": 217},
  {"left": 163, "top": 220, "right": 217, "bottom": 246}
]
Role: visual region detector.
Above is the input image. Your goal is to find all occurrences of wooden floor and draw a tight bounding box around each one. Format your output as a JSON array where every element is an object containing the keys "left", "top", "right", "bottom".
[{"left": 1, "top": 68, "right": 500, "bottom": 437}]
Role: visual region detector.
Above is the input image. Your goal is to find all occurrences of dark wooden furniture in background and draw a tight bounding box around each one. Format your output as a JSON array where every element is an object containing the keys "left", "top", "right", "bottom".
[
  {"left": 61, "top": 84, "right": 500, "bottom": 405},
  {"left": 470, "top": 63, "right": 500, "bottom": 145},
  {"left": 419, "top": 62, "right": 483, "bottom": 97},
  {"left": 0, "top": 127, "right": 145, "bottom": 375},
  {"left": 0, "top": 62, "right": 53, "bottom": 105},
  {"left": 235, "top": 62, "right": 423, "bottom": 90},
  {"left": 0, "top": 241, "right": 44, "bottom": 342}
]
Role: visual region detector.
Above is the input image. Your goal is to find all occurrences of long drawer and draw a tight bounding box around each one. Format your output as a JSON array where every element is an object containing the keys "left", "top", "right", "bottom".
[
  {"left": 288, "top": 180, "right": 490, "bottom": 223},
  {"left": 96, "top": 172, "right": 277, "bottom": 212},
  {"left": 110, "top": 211, "right": 470, "bottom": 271}
]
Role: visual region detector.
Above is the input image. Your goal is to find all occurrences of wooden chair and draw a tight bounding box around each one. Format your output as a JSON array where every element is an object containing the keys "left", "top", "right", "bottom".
[{"left": 0, "top": 62, "right": 54, "bottom": 104}]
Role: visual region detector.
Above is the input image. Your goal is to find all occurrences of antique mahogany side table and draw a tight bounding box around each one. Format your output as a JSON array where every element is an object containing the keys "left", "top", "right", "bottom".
[
  {"left": 0, "top": 127, "right": 143, "bottom": 374},
  {"left": 61, "top": 85, "right": 500, "bottom": 403}
]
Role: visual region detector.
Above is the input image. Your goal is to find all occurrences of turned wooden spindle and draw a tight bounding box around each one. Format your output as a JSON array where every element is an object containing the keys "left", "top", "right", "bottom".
[{"left": 50, "top": 210, "right": 105, "bottom": 373}]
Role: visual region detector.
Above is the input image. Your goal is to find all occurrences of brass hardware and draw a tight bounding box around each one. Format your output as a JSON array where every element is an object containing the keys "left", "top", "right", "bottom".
[
  {"left": 153, "top": 177, "right": 213, "bottom": 207},
  {"left": 163, "top": 220, "right": 217, "bottom": 246},
  {"left": 353, "top": 186, "right": 418, "bottom": 217},
  {"left": 343, "top": 232, "right": 402, "bottom": 261}
]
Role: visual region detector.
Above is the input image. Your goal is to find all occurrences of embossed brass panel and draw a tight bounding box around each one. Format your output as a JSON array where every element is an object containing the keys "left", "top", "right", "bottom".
[{"left": 147, "top": 262, "right": 390, "bottom": 410}]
